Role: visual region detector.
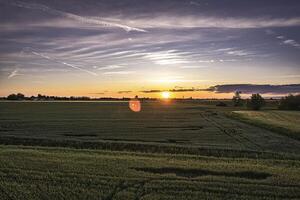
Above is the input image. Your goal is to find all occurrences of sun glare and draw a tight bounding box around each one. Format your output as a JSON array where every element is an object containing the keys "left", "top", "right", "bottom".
[{"left": 161, "top": 91, "right": 171, "bottom": 99}]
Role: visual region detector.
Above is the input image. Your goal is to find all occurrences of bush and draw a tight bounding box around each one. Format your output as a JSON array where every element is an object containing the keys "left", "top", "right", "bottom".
[
  {"left": 247, "top": 94, "right": 265, "bottom": 110},
  {"left": 278, "top": 94, "right": 300, "bottom": 110}
]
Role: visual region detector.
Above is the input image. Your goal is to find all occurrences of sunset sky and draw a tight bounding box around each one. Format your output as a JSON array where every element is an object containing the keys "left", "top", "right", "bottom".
[{"left": 0, "top": 0, "right": 300, "bottom": 98}]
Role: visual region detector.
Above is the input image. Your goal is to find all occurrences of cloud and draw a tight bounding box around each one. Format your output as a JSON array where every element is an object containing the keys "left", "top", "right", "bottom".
[
  {"left": 103, "top": 71, "right": 135, "bottom": 75},
  {"left": 97, "top": 65, "right": 125, "bottom": 70},
  {"left": 89, "top": 92, "right": 105, "bottom": 95},
  {"left": 215, "top": 48, "right": 235, "bottom": 52},
  {"left": 273, "top": 75, "right": 300, "bottom": 79},
  {"left": 282, "top": 39, "right": 300, "bottom": 48},
  {"left": 169, "top": 88, "right": 201, "bottom": 92},
  {"left": 126, "top": 16, "right": 300, "bottom": 29},
  {"left": 227, "top": 50, "right": 251, "bottom": 56},
  {"left": 118, "top": 90, "right": 132, "bottom": 94},
  {"left": 189, "top": 1, "right": 201, "bottom": 6},
  {"left": 23, "top": 47, "right": 98, "bottom": 76},
  {"left": 140, "top": 89, "right": 163, "bottom": 93},
  {"left": 143, "top": 50, "right": 190, "bottom": 65},
  {"left": 4, "top": 0, "right": 147, "bottom": 32},
  {"left": 270, "top": 32, "right": 300, "bottom": 49},
  {"left": 140, "top": 84, "right": 300, "bottom": 95},
  {"left": 210, "top": 84, "right": 300, "bottom": 94},
  {"left": 8, "top": 69, "right": 23, "bottom": 79},
  {"left": 198, "top": 59, "right": 240, "bottom": 63},
  {"left": 150, "top": 76, "right": 207, "bottom": 83},
  {"left": 198, "top": 60, "right": 215, "bottom": 63},
  {"left": 141, "top": 88, "right": 205, "bottom": 93},
  {"left": 179, "top": 66, "right": 207, "bottom": 69}
]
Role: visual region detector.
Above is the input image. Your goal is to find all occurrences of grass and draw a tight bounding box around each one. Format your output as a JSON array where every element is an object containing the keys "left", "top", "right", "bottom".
[
  {"left": 230, "top": 110, "right": 300, "bottom": 140},
  {"left": 0, "top": 145, "right": 299, "bottom": 200},
  {"left": 0, "top": 101, "right": 299, "bottom": 199}
]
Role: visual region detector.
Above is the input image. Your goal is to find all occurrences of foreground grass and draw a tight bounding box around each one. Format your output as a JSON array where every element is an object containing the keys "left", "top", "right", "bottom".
[
  {"left": 230, "top": 111, "right": 300, "bottom": 140},
  {"left": 0, "top": 145, "right": 299, "bottom": 200}
]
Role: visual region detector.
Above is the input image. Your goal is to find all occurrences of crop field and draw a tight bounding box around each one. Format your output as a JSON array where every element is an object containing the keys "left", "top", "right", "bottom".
[
  {"left": 231, "top": 110, "right": 300, "bottom": 140},
  {"left": 0, "top": 101, "right": 300, "bottom": 199},
  {"left": 0, "top": 101, "right": 300, "bottom": 154},
  {"left": 0, "top": 145, "right": 300, "bottom": 200}
]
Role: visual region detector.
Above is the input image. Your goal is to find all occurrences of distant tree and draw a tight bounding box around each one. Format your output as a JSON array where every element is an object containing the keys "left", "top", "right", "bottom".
[
  {"left": 16, "top": 93, "right": 25, "bottom": 100},
  {"left": 7, "top": 94, "right": 18, "bottom": 100},
  {"left": 278, "top": 94, "right": 300, "bottom": 110},
  {"left": 232, "top": 91, "right": 244, "bottom": 106},
  {"left": 7, "top": 93, "right": 25, "bottom": 100},
  {"left": 247, "top": 93, "right": 265, "bottom": 110}
]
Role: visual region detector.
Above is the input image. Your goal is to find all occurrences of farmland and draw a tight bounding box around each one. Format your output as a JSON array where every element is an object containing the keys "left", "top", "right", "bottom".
[
  {"left": 0, "top": 101, "right": 300, "bottom": 199},
  {"left": 1, "top": 145, "right": 300, "bottom": 200},
  {"left": 231, "top": 110, "right": 300, "bottom": 140}
]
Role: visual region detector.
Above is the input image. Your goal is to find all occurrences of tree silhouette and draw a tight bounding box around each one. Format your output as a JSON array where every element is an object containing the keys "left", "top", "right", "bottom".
[
  {"left": 278, "top": 94, "right": 300, "bottom": 110},
  {"left": 7, "top": 93, "right": 25, "bottom": 100},
  {"left": 232, "top": 91, "right": 244, "bottom": 106},
  {"left": 247, "top": 93, "right": 265, "bottom": 110}
]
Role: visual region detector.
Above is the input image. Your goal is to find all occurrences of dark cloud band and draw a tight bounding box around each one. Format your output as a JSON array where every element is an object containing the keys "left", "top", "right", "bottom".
[{"left": 141, "top": 84, "right": 300, "bottom": 95}]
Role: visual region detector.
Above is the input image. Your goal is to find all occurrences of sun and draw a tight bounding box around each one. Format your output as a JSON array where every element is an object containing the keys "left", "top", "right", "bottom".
[{"left": 161, "top": 91, "right": 171, "bottom": 99}]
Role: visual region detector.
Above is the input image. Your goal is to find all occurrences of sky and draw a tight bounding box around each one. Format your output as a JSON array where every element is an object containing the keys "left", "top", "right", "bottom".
[{"left": 0, "top": 0, "right": 300, "bottom": 98}]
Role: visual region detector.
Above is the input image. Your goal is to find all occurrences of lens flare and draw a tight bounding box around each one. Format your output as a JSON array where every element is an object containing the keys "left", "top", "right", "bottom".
[{"left": 129, "top": 99, "right": 141, "bottom": 112}]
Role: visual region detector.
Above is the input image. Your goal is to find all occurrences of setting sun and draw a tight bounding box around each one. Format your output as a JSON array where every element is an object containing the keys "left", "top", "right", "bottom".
[{"left": 161, "top": 91, "right": 171, "bottom": 99}]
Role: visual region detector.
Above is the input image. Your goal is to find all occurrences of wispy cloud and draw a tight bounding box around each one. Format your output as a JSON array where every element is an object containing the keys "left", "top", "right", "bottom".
[
  {"left": 227, "top": 50, "right": 251, "bottom": 56},
  {"left": 150, "top": 76, "right": 208, "bottom": 83},
  {"left": 4, "top": 0, "right": 147, "bottom": 32},
  {"left": 103, "top": 71, "right": 135, "bottom": 75},
  {"left": 189, "top": 1, "right": 201, "bottom": 6},
  {"left": 198, "top": 59, "right": 239, "bottom": 63},
  {"left": 198, "top": 60, "right": 215, "bottom": 63},
  {"left": 141, "top": 88, "right": 207, "bottom": 93},
  {"left": 179, "top": 66, "right": 207, "bottom": 69},
  {"left": 118, "top": 90, "right": 132, "bottom": 94},
  {"left": 268, "top": 32, "right": 300, "bottom": 49},
  {"left": 97, "top": 65, "right": 125, "bottom": 70},
  {"left": 127, "top": 16, "right": 300, "bottom": 29},
  {"left": 8, "top": 69, "right": 23, "bottom": 79},
  {"left": 282, "top": 39, "right": 300, "bottom": 48},
  {"left": 23, "top": 48, "right": 98, "bottom": 76},
  {"left": 143, "top": 50, "right": 190, "bottom": 65}
]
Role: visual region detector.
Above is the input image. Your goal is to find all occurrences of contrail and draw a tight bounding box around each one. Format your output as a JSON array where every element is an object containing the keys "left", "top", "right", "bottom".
[
  {"left": 3, "top": 0, "right": 147, "bottom": 32},
  {"left": 8, "top": 69, "right": 23, "bottom": 79},
  {"left": 23, "top": 48, "right": 98, "bottom": 76}
]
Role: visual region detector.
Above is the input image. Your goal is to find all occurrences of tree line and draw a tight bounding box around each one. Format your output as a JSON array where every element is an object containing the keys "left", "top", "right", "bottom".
[
  {"left": 231, "top": 92, "right": 300, "bottom": 111},
  {"left": 2, "top": 92, "right": 300, "bottom": 110},
  {"left": 4, "top": 93, "right": 131, "bottom": 101}
]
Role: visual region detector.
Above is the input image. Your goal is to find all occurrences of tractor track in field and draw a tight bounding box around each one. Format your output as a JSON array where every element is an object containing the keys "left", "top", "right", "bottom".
[{"left": 200, "top": 113, "right": 263, "bottom": 151}]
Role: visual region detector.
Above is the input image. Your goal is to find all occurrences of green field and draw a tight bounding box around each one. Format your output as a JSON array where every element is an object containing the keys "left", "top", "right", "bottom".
[
  {"left": 0, "top": 101, "right": 300, "bottom": 199},
  {"left": 1, "top": 145, "right": 300, "bottom": 200},
  {"left": 231, "top": 110, "right": 300, "bottom": 140}
]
